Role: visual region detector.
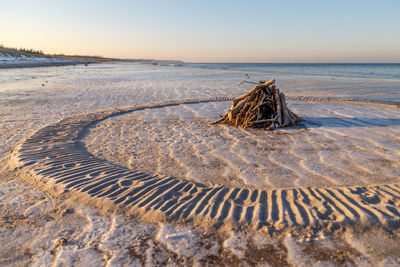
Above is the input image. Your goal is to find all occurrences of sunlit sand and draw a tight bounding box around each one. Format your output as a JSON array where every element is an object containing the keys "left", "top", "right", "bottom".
[{"left": 2, "top": 63, "right": 400, "bottom": 265}]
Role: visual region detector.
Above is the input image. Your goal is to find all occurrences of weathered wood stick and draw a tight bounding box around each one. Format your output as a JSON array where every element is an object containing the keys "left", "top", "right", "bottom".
[
  {"left": 257, "top": 106, "right": 262, "bottom": 120},
  {"left": 279, "top": 92, "right": 291, "bottom": 126},
  {"left": 267, "top": 123, "right": 276, "bottom": 131},
  {"left": 274, "top": 88, "right": 283, "bottom": 126},
  {"left": 230, "top": 78, "right": 275, "bottom": 110},
  {"left": 264, "top": 85, "right": 272, "bottom": 96},
  {"left": 243, "top": 89, "right": 262, "bottom": 113},
  {"left": 242, "top": 102, "right": 253, "bottom": 118},
  {"left": 231, "top": 99, "right": 246, "bottom": 114},
  {"left": 243, "top": 99, "right": 258, "bottom": 123},
  {"left": 270, "top": 85, "right": 277, "bottom": 115},
  {"left": 256, "top": 101, "right": 274, "bottom": 111},
  {"left": 235, "top": 103, "right": 250, "bottom": 126},
  {"left": 255, "top": 92, "right": 266, "bottom": 108},
  {"left": 210, "top": 114, "right": 227, "bottom": 125},
  {"left": 243, "top": 112, "right": 257, "bottom": 129},
  {"left": 251, "top": 115, "right": 279, "bottom": 124},
  {"left": 293, "top": 110, "right": 301, "bottom": 120},
  {"left": 228, "top": 100, "right": 247, "bottom": 121},
  {"left": 249, "top": 99, "right": 265, "bottom": 115},
  {"left": 287, "top": 109, "right": 296, "bottom": 122},
  {"left": 288, "top": 109, "right": 300, "bottom": 122}
]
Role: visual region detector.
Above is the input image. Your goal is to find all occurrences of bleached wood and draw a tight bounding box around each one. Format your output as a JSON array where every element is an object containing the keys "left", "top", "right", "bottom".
[{"left": 212, "top": 78, "right": 299, "bottom": 130}]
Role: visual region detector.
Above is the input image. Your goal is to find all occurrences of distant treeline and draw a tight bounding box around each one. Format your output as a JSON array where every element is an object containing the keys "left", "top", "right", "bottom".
[
  {"left": 53, "top": 54, "right": 114, "bottom": 61},
  {"left": 0, "top": 44, "right": 45, "bottom": 57},
  {"left": 0, "top": 44, "right": 182, "bottom": 63}
]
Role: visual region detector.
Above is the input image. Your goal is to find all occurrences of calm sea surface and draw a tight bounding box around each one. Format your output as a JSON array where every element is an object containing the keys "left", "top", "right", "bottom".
[{"left": 184, "top": 63, "right": 400, "bottom": 80}]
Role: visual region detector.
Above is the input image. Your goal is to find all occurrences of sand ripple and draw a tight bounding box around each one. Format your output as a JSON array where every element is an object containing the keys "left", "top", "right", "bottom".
[
  {"left": 85, "top": 100, "right": 400, "bottom": 189},
  {"left": 9, "top": 97, "right": 400, "bottom": 230}
]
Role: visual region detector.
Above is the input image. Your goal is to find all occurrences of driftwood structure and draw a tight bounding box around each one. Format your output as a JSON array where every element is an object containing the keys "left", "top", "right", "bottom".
[{"left": 212, "top": 78, "right": 300, "bottom": 130}]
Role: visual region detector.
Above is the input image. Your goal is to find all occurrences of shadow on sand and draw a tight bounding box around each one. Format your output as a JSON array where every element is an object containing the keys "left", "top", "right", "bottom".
[{"left": 300, "top": 116, "right": 400, "bottom": 128}]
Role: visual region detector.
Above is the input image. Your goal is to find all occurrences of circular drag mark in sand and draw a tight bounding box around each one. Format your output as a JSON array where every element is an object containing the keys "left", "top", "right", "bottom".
[
  {"left": 85, "top": 101, "right": 400, "bottom": 190},
  {"left": 10, "top": 97, "right": 400, "bottom": 231}
]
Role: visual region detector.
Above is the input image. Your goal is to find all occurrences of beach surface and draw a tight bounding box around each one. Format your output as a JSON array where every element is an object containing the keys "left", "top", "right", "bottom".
[{"left": 1, "top": 62, "right": 400, "bottom": 266}]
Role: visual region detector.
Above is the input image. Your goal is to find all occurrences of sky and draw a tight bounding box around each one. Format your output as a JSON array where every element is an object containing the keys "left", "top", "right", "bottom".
[{"left": 1, "top": 0, "right": 400, "bottom": 62}]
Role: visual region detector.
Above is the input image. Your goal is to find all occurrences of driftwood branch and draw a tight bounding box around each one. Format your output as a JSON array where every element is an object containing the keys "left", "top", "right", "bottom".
[
  {"left": 211, "top": 78, "right": 300, "bottom": 130},
  {"left": 230, "top": 78, "right": 275, "bottom": 110}
]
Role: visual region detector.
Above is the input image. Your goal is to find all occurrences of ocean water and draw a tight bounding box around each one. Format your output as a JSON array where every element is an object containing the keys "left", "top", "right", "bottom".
[{"left": 183, "top": 63, "right": 400, "bottom": 80}]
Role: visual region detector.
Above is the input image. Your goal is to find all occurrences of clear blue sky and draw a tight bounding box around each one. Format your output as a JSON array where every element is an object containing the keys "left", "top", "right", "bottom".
[{"left": 1, "top": 0, "right": 400, "bottom": 62}]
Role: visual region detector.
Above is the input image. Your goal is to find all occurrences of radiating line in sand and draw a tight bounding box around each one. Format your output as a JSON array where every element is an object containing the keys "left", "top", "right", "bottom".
[{"left": 9, "top": 96, "right": 400, "bottom": 231}]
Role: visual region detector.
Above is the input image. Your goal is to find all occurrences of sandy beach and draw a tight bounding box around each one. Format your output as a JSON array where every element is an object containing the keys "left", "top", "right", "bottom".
[{"left": 1, "top": 62, "right": 400, "bottom": 266}]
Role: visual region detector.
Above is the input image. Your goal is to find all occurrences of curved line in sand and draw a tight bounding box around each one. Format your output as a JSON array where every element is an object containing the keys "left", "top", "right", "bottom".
[{"left": 9, "top": 96, "right": 400, "bottom": 230}]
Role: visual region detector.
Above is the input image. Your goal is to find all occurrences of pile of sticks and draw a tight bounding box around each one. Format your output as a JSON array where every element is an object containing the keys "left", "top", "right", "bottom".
[{"left": 211, "top": 78, "right": 300, "bottom": 130}]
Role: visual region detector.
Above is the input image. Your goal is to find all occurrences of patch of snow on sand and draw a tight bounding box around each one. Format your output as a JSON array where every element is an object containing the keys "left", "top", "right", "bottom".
[
  {"left": 156, "top": 223, "right": 199, "bottom": 257},
  {"left": 0, "top": 52, "right": 87, "bottom": 67},
  {"left": 0, "top": 52, "right": 15, "bottom": 61},
  {"left": 223, "top": 232, "right": 248, "bottom": 259}
]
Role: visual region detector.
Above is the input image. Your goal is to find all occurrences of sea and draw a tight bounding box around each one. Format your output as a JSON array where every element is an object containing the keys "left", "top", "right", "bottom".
[{"left": 182, "top": 63, "right": 400, "bottom": 80}]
